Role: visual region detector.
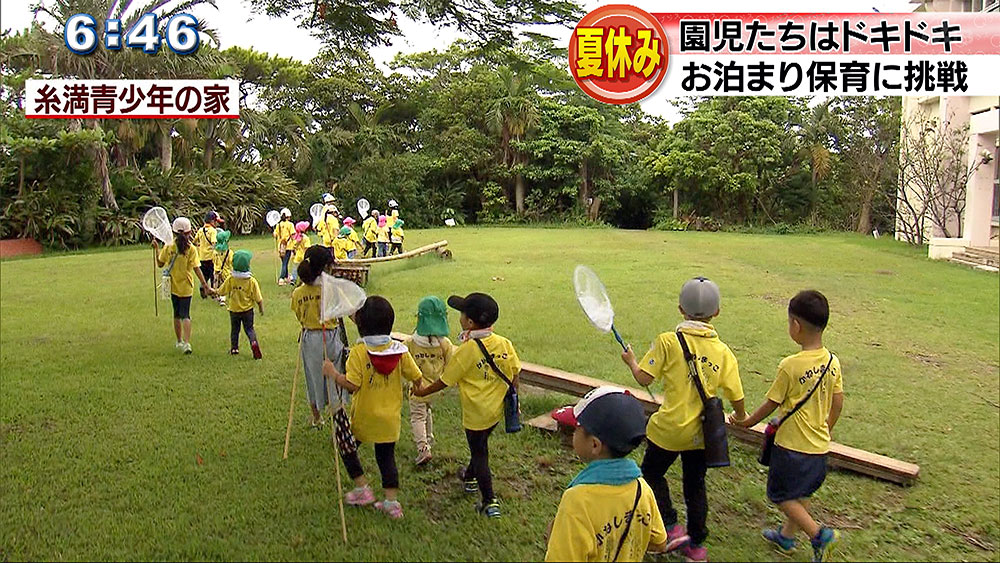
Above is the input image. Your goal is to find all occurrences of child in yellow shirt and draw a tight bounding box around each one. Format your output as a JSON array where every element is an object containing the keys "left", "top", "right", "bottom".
[
  {"left": 404, "top": 296, "right": 454, "bottom": 465},
  {"left": 362, "top": 210, "right": 379, "bottom": 257},
  {"left": 620, "top": 277, "right": 747, "bottom": 562},
  {"left": 273, "top": 208, "right": 294, "bottom": 285},
  {"left": 212, "top": 230, "right": 233, "bottom": 307},
  {"left": 733, "top": 290, "right": 843, "bottom": 562},
  {"left": 342, "top": 217, "right": 363, "bottom": 255},
  {"left": 389, "top": 219, "right": 405, "bottom": 256},
  {"left": 413, "top": 292, "right": 520, "bottom": 519},
  {"left": 287, "top": 221, "right": 311, "bottom": 284},
  {"left": 546, "top": 387, "right": 668, "bottom": 562},
  {"left": 375, "top": 216, "right": 390, "bottom": 257},
  {"left": 153, "top": 217, "right": 213, "bottom": 354},
  {"left": 217, "top": 250, "right": 264, "bottom": 359},
  {"left": 332, "top": 226, "right": 356, "bottom": 261},
  {"left": 325, "top": 295, "right": 422, "bottom": 519}
]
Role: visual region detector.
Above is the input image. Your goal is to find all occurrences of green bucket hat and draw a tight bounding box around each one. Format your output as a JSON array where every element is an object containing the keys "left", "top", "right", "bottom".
[
  {"left": 214, "top": 230, "right": 231, "bottom": 252},
  {"left": 393, "top": 219, "right": 404, "bottom": 229},
  {"left": 233, "top": 249, "right": 252, "bottom": 273},
  {"left": 338, "top": 226, "right": 353, "bottom": 237},
  {"left": 416, "top": 296, "right": 449, "bottom": 337}
]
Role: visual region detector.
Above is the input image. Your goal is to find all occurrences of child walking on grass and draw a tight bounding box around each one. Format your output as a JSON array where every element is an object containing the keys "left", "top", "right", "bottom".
[
  {"left": 620, "top": 277, "right": 746, "bottom": 562},
  {"left": 732, "top": 290, "right": 843, "bottom": 563},
  {"left": 290, "top": 246, "right": 349, "bottom": 427},
  {"left": 412, "top": 292, "right": 520, "bottom": 519},
  {"left": 546, "top": 386, "right": 668, "bottom": 562},
  {"left": 153, "top": 217, "right": 213, "bottom": 355},
  {"left": 376, "top": 215, "right": 390, "bottom": 257},
  {"left": 389, "top": 219, "right": 404, "bottom": 255},
  {"left": 324, "top": 295, "right": 423, "bottom": 519},
  {"left": 404, "top": 296, "right": 454, "bottom": 466},
  {"left": 287, "top": 221, "right": 311, "bottom": 285},
  {"left": 217, "top": 250, "right": 264, "bottom": 359}
]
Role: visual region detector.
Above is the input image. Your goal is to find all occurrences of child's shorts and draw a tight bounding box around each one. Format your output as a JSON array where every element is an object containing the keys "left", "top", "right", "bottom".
[
  {"left": 767, "top": 445, "right": 827, "bottom": 504},
  {"left": 171, "top": 295, "right": 192, "bottom": 320}
]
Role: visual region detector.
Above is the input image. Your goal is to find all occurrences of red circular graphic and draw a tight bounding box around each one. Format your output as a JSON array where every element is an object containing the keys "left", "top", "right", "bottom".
[{"left": 568, "top": 4, "right": 669, "bottom": 105}]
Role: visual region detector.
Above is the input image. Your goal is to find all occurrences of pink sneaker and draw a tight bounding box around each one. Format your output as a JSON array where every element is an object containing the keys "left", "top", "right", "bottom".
[
  {"left": 666, "top": 524, "right": 691, "bottom": 552},
  {"left": 344, "top": 486, "right": 375, "bottom": 506},
  {"left": 681, "top": 543, "right": 707, "bottom": 562},
  {"left": 375, "top": 499, "right": 403, "bottom": 519}
]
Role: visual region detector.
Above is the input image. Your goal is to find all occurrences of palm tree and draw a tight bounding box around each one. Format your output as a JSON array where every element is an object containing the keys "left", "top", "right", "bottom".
[
  {"left": 4, "top": 0, "right": 221, "bottom": 209},
  {"left": 486, "top": 66, "right": 539, "bottom": 215},
  {"left": 799, "top": 100, "right": 838, "bottom": 220}
]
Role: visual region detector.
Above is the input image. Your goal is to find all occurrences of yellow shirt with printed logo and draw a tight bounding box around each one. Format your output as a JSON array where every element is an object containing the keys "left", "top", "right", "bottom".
[
  {"left": 192, "top": 224, "right": 217, "bottom": 262},
  {"left": 290, "top": 283, "right": 325, "bottom": 330},
  {"left": 345, "top": 342, "right": 422, "bottom": 443},
  {"left": 766, "top": 348, "right": 843, "bottom": 455},
  {"left": 218, "top": 275, "right": 262, "bottom": 313},
  {"left": 639, "top": 325, "right": 744, "bottom": 452},
  {"left": 545, "top": 478, "right": 666, "bottom": 562},
  {"left": 158, "top": 242, "right": 199, "bottom": 298},
  {"left": 273, "top": 220, "right": 294, "bottom": 247},
  {"left": 288, "top": 234, "right": 311, "bottom": 263},
  {"left": 405, "top": 336, "right": 454, "bottom": 403},
  {"left": 440, "top": 333, "right": 521, "bottom": 431}
]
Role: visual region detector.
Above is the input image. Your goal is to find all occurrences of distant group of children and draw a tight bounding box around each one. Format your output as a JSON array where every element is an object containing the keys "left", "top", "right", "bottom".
[
  {"left": 153, "top": 207, "right": 845, "bottom": 562},
  {"left": 273, "top": 196, "right": 406, "bottom": 286}
]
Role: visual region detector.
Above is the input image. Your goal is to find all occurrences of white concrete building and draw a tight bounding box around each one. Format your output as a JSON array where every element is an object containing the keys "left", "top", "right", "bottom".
[{"left": 900, "top": 0, "right": 999, "bottom": 270}]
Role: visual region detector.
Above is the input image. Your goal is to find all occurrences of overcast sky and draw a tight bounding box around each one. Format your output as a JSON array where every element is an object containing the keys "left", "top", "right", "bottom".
[{"left": 2, "top": 0, "right": 915, "bottom": 122}]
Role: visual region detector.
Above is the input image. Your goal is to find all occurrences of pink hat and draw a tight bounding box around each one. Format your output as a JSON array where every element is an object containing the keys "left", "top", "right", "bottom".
[
  {"left": 378, "top": 216, "right": 387, "bottom": 227},
  {"left": 295, "top": 221, "right": 310, "bottom": 233},
  {"left": 343, "top": 217, "right": 356, "bottom": 226}
]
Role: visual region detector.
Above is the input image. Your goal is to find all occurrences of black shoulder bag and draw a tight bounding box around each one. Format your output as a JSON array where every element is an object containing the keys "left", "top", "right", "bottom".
[
  {"left": 474, "top": 338, "right": 521, "bottom": 433},
  {"left": 676, "top": 332, "right": 730, "bottom": 468},
  {"left": 612, "top": 481, "right": 643, "bottom": 562},
  {"left": 759, "top": 354, "right": 835, "bottom": 466}
]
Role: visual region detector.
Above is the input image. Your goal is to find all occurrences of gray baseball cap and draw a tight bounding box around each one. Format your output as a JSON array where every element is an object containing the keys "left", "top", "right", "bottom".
[{"left": 679, "top": 277, "right": 721, "bottom": 319}]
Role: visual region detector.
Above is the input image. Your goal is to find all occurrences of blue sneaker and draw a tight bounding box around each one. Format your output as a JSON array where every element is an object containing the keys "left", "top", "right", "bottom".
[
  {"left": 477, "top": 500, "right": 501, "bottom": 518},
  {"left": 763, "top": 528, "right": 797, "bottom": 554},
  {"left": 811, "top": 527, "right": 839, "bottom": 562}
]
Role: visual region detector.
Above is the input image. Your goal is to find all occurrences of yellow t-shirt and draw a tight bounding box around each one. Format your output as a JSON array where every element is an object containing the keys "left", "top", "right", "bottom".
[
  {"left": 376, "top": 225, "right": 390, "bottom": 243},
  {"left": 639, "top": 325, "right": 744, "bottom": 452},
  {"left": 290, "top": 283, "right": 325, "bottom": 330},
  {"left": 158, "top": 242, "right": 199, "bottom": 298},
  {"left": 545, "top": 478, "right": 666, "bottom": 562},
  {"left": 273, "top": 220, "right": 294, "bottom": 247},
  {"left": 440, "top": 333, "right": 521, "bottom": 431},
  {"left": 192, "top": 224, "right": 217, "bottom": 262},
  {"left": 332, "top": 237, "right": 354, "bottom": 260},
  {"left": 405, "top": 336, "right": 454, "bottom": 403},
  {"left": 362, "top": 218, "right": 378, "bottom": 242},
  {"left": 390, "top": 226, "right": 404, "bottom": 244},
  {"left": 213, "top": 249, "right": 233, "bottom": 286},
  {"left": 347, "top": 228, "right": 362, "bottom": 250},
  {"left": 288, "top": 234, "right": 311, "bottom": 263},
  {"left": 218, "top": 275, "right": 262, "bottom": 313},
  {"left": 345, "top": 342, "right": 423, "bottom": 443},
  {"left": 320, "top": 215, "right": 340, "bottom": 247},
  {"left": 766, "top": 348, "right": 843, "bottom": 455}
]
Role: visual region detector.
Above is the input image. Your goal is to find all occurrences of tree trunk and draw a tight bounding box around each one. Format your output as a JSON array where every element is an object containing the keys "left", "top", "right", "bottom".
[
  {"left": 18, "top": 156, "right": 25, "bottom": 196},
  {"left": 856, "top": 196, "right": 872, "bottom": 234},
  {"left": 204, "top": 121, "right": 216, "bottom": 168},
  {"left": 515, "top": 171, "right": 526, "bottom": 215},
  {"left": 588, "top": 196, "right": 602, "bottom": 221},
  {"left": 579, "top": 160, "right": 589, "bottom": 208},
  {"left": 82, "top": 120, "right": 118, "bottom": 211},
  {"left": 672, "top": 188, "right": 679, "bottom": 219},
  {"left": 159, "top": 124, "right": 173, "bottom": 171}
]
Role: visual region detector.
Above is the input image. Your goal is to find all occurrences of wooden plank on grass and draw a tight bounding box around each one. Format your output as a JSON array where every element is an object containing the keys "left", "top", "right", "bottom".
[{"left": 348, "top": 240, "right": 449, "bottom": 265}]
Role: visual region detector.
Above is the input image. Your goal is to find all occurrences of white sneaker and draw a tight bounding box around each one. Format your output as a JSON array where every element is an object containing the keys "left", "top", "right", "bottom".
[
  {"left": 175, "top": 342, "right": 184, "bottom": 350},
  {"left": 183, "top": 342, "right": 193, "bottom": 354}
]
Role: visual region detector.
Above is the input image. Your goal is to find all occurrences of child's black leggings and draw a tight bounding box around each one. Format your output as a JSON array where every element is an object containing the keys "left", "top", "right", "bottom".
[
  {"left": 229, "top": 310, "right": 257, "bottom": 349},
  {"left": 641, "top": 441, "right": 708, "bottom": 545},
  {"left": 342, "top": 442, "right": 398, "bottom": 489},
  {"left": 464, "top": 424, "right": 497, "bottom": 503}
]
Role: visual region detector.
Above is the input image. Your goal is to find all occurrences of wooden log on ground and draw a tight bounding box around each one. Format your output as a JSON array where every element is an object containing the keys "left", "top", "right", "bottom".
[
  {"left": 517, "top": 361, "right": 920, "bottom": 486},
  {"left": 348, "top": 240, "right": 449, "bottom": 265}
]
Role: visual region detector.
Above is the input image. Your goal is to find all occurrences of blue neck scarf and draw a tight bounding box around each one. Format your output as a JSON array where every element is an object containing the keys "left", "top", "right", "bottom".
[{"left": 568, "top": 458, "right": 642, "bottom": 488}]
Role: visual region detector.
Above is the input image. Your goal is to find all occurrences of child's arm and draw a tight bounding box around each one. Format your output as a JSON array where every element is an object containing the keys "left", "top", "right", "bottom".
[
  {"left": 152, "top": 240, "right": 165, "bottom": 267},
  {"left": 193, "top": 263, "right": 215, "bottom": 295},
  {"left": 648, "top": 539, "right": 668, "bottom": 554},
  {"left": 322, "top": 359, "right": 359, "bottom": 393},
  {"left": 734, "top": 399, "right": 780, "bottom": 427},
  {"left": 729, "top": 398, "right": 747, "bottom": 423},
  {"left": 621, "top": 345, "right": 655, "bottom": 387},
  {"left": 412, "top": 379, "right": 446, "bottom": 398},
  {"left": 257, "top": 300, "right": 264, "bottom": 316},
  {"left": 827, "top": 392, "right": 844, "bottom": 433}
]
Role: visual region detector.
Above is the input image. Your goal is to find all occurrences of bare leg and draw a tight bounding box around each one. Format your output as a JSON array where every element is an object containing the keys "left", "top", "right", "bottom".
[
  {"left": 173, "top": 318, "right": 182, "bottom": 342},
  {"left": 781, "top": 498, "right": 810, "bottom": 538},
  {"left": 181, "top": 319, "right": 192, "bottom": 343},
  {"left": 778, "top": 499, "right": 820, "bottom": 539}
]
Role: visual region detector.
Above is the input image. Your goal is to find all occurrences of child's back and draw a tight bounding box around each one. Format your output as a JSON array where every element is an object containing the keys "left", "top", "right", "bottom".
[
  {"left": 441, "top": 331, "right": 519, "bottom": 432},
  {"left": 769, "top": 348, "right": 842, "bottom": 455},
  {"left": 219, "top": 273, "right": 261, "bottom": 313},
  {"left": 345, "top": 339, "right": 421, "bottom": 444}
]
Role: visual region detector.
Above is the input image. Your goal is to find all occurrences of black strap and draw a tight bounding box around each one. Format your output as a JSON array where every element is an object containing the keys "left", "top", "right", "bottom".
[
  {"left": 676, "top": 332, "right": 712, "bottom": 406},
  {"left": 473, "top": 338, "right": 514, "bottom": 389},
  {"left": 613, "top": 481, "right": 643, "bottom": 562},
  {"left": 777, "top": 354, "right": 835, "bottom": 427}
]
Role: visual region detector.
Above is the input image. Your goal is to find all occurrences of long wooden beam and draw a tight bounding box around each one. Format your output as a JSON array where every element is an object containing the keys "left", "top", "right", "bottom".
[
  {"left": 387, "top": 333, "right": 919, "bottom": 486},
  {"left": 348, "top": 240, "right": 449, "bottom": 265}
]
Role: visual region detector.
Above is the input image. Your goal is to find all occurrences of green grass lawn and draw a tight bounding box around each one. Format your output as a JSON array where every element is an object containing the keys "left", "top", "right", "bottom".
[{"left": 2, "top": 227, "right": 998, "bottom": 562}]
